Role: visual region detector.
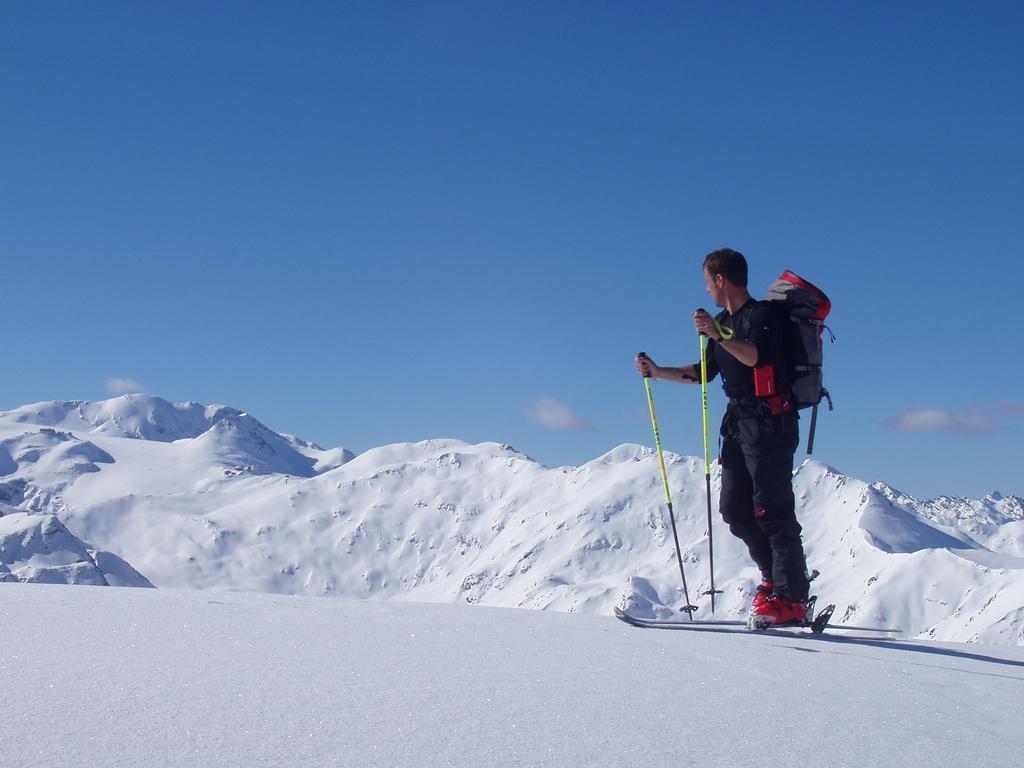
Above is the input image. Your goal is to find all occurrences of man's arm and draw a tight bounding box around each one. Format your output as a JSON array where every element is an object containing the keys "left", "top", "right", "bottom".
[
  {"left": 692, "top": 310, "right": 759, "bottom": 367},
  {"left": 712, "top": 337, "right": 758, "bottom": 367},
  {"left": 635, "top": 354, "right": 700, "bottom": 383}
]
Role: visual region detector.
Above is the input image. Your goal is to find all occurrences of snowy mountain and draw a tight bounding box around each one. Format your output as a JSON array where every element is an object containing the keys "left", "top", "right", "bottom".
[
  {"left": 1, "top": 395, "right": 1022, "bottom": 645},
  {"left": 873, "top": 480, "right": 1024, "bottom": 556},
  {"left": 0, "top": 511, "right": 152, "bottom": 586},
  {"left": 0, "top": 395, "right": 355, "bottom": 477}
]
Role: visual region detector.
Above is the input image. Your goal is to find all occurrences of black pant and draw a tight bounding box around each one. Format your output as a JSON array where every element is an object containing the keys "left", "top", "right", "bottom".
[{"left": 718, "top": 408, "right": 809, "bottom": 602}]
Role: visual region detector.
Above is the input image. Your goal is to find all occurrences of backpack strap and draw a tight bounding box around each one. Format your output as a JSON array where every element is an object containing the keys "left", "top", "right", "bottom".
[{"left": 805, "top": 388, "right": 833, "bottom": 455}]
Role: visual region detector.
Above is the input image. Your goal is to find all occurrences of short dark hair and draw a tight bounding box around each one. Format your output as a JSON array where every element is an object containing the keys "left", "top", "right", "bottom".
[{"left": 703, "top": 248, "right": 748, "bottom": 288}]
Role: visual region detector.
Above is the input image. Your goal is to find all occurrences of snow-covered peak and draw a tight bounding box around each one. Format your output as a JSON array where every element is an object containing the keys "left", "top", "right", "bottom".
[
  {"left": 0, "top": 395, "right": 245, "bottom": 443},
  {"left": 870, "top": 480, "right": 916, "bottom": 505},
  {"left": 872, "top": 480, "right": 1024, "bottom": 528},
  {"left": 0, "top": 511, "right": 152, "bottom": 586},
  {"left": 857, "top": 485, "right": 980, "bottom": 554},
  {"left": 185, "top": 411, "right": 323, "bottom": 477},
  {"left": 585, "top": 444, "right": 656, "bottom": 466},
  {"left": 795, "top": 457, "right": 847, "bottom": 480},
  {"left": 0, "top": 395, "right": 355, "bottom": 478},
  {"left": 339, "top": 438, "right": 534, "bottom": 476}
]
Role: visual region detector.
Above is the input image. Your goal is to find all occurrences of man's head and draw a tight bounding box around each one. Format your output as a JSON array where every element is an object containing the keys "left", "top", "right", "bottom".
[
  {"left": 702, "top": 248, "right": 748, "bottom": 308},
  {"left": 703, "top": 248, "right": 748, "bottom": 287}
]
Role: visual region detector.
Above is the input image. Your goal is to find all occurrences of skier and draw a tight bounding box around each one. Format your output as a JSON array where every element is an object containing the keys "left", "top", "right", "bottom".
[{"left": 635, "top": 248, "right": 810, "bottom": 628}]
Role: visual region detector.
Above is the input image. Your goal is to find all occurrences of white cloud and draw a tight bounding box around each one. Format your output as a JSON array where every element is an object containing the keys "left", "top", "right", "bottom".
[
  {"left": 525, "top": 396, "right": 593, "bottom": 431},
  {"left": 106, "top": 377, "right": 145, "bottom": 395},
  {"left": 885, "top": 407, "right": 997, "bottom": 435}
]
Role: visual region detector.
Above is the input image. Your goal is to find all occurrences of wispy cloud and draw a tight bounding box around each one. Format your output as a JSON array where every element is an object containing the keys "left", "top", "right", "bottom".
[
  {"left": 885, "top": 402, "right": 1023, "bottom": 434},
  {"left": 525, "top": 396, "right": 593, "bottom": 431},
  {"left": 106, "top": 377, "right": 145, "bottom": 395},
  {"left": 995, "top": 400, "right": 1024, "bottom": 417}
]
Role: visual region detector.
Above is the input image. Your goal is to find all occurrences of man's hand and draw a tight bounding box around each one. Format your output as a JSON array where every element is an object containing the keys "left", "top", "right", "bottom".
[
  {"left": 637, "top": 353, "right": 700, "bottom": 383},
  {"left": 635, "top": 352, "right": 658, "bottom": 379},
  {"left": 694, "top": 310, "right": 759, "bottom": 367},
  {"left": 692, "top": 309, "right": 720, "bottom": 340}
]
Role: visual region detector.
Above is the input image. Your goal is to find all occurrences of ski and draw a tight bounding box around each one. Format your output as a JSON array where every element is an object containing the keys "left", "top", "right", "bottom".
[{"left": 614, "top": 605, "right": 901, "bottom": 640}]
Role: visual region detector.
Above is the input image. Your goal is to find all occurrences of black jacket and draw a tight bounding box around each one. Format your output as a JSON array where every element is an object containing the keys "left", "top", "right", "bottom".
[{"left": 697, "top": 299, "right": 784, "bottom": 401}]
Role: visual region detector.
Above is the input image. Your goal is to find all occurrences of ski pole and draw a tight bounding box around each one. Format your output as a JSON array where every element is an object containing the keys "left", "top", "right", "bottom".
[
  {"left": 638, "top": 353, "right": 698, "bottom": 617},
  {"left": 697, "top": 312, "right": 725, "bottom": 613}
]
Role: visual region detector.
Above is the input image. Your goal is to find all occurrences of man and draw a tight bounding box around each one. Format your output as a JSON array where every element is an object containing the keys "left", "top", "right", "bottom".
[{"left": 635, "top": 248, "right": 810, "bottom": 628}]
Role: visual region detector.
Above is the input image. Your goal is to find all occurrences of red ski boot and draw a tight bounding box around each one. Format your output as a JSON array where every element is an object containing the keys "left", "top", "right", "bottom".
[
  {"left": 751, "top": 580, "right": 774, "bottom": 612},
  {"left": 748, "top": 593, "right": 810, "bottom": 630}
]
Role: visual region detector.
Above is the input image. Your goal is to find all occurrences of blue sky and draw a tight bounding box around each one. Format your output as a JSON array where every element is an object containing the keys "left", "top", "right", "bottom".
[{"left": 2, "top": 2, "right": 1022, "bottom": 499}]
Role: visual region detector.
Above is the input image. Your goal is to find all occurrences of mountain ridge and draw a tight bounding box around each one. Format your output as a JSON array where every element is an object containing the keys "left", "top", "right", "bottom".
[{"left": 1, "top": 395, "right": 1021, "bottom": 645}]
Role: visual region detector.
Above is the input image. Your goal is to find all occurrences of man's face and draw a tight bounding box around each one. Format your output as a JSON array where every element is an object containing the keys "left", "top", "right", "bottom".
[{"left": 703, "top": 268, "right": 725, "bottom": 308}]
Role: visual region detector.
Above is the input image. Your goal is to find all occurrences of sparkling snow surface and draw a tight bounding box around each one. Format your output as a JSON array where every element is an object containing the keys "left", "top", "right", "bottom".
[{"left": 2, "top": 583, "right": 1022, "bottom": 768}]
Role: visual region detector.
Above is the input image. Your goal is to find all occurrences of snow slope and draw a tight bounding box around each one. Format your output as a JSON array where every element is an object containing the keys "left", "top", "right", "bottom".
[
  {"left": 1, "top": 583, "right": 1021, "bottom": 768},
  {"left": 0, "top": 512, "right": 152, "bottom": 586},
  {"left": 1, "top": 396, "right": 1022, "bottom": 645}
]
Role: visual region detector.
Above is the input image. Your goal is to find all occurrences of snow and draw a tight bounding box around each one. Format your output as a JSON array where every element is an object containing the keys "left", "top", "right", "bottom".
[
  {"left": 1, "top": 582, "right": 1021, "bottom": 768},
  {"left": 0, "top": 512, "right": 152, "bottom": 586},
  {"left": 857, "top": 487, "right": 978, "bottom": 553},
  {"left": 2, "top": 395, "right": 1023, "bottom": 765},
  {"left": 1, "top": 395, "right": 1023, "bottom": 646}
]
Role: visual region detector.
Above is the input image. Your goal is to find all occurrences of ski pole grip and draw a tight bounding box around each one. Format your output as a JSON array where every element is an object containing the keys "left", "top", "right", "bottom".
[
  {"left": 637, "top": 351, "right": 652, "bottom": 378},
  {"left": 695, "top": 308, "right": 708, "bottom": 336},
  {"left": 695, "top": 310, "right": 733, "bottom": 341}
]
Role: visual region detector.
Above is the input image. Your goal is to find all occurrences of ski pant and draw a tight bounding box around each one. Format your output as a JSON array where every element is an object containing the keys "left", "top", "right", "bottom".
[{"left": 718, "top": 408, "right": 809, "bottom": 602}]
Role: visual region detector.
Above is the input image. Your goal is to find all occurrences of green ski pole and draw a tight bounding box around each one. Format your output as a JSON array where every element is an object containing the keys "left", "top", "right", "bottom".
[
  {"left": 697, "top": 311, "right": 726, "bottom": 613},
  {"left": 638, "top": 353, "right": 698, "bottom": 617}
]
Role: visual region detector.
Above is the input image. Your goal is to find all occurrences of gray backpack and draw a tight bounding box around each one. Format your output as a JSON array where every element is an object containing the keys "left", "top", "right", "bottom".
[{"left": 765, "top": 270, "right": 834, "bottom": 454}]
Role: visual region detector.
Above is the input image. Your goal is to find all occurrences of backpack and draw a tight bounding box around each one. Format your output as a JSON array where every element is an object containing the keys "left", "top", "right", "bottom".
[{"left": 764, "top": 270, "right": 834, "bottom": 454}]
